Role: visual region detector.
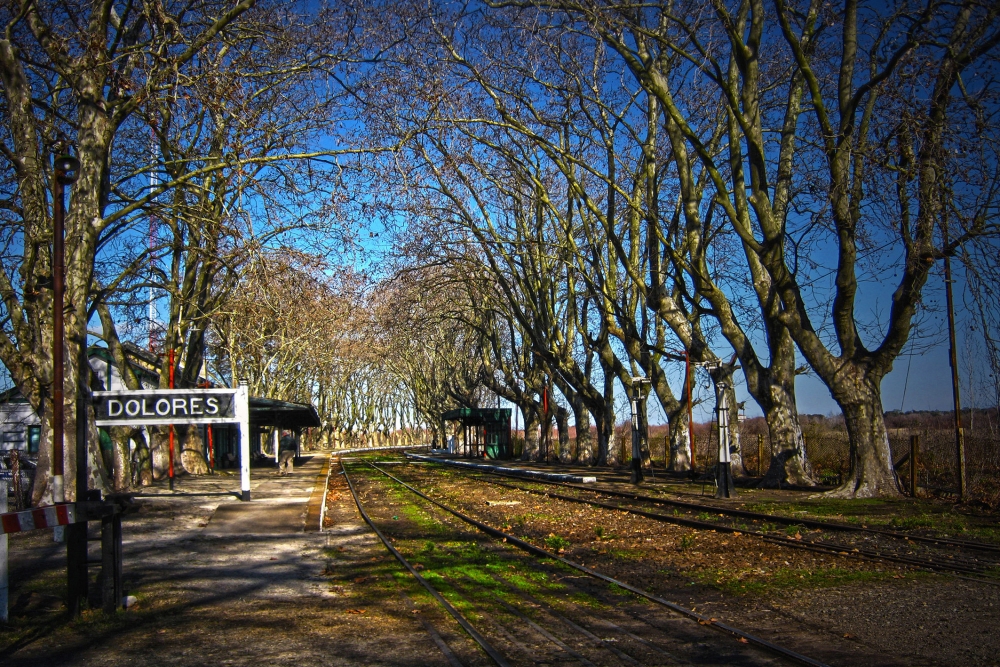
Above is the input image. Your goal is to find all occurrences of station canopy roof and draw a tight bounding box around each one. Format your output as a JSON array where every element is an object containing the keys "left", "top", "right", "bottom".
[
  {"left": 441, "top": 407, "right": 511, "bottom": 426},
  {"left": 249, "top": 397, "right": 321, "bottom": 429}
]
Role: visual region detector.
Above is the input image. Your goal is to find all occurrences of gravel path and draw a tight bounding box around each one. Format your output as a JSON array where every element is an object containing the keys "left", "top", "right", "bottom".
[{"left": 2, "top": 456, "right": 458, "bottom": 666}]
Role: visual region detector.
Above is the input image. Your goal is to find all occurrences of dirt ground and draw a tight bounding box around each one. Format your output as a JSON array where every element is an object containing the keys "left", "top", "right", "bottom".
[
  {"left": 1, "top": 456, "right": 471, "bottom": 666},
  {"left": 3, "top": 455, "right": 998, "bottom": 666},
  {"left": 378, "top": 459, "right": 1000, "bottom": 667}
]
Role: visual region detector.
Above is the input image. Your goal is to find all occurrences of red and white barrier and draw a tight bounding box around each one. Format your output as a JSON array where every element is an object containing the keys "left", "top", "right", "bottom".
[{"left": 0, "top": 504, "right": 77, "bottom": 534}]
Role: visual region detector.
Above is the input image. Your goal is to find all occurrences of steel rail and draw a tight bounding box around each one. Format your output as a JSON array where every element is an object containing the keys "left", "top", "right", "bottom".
[
  {"left": 477, "top": 475, "right": 993, "bottom": 578},
  {"left": 432, "top": 459, "right": 1000, "bottom": 555},
  {"left": 415, "top": 456, "right": 1000, "bottom": 557},
  {"left": 571, "top": 482, "right": 1000, "bottom": 554},
  {"left": 341, "top": 462, "right": 511, "bottom": 667},
  {"left": 369, "top": 462, "right": 830, "bottom": 667}
]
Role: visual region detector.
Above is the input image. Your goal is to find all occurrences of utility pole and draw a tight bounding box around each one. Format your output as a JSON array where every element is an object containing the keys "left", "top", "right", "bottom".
[
  {"left": 52, "top": 145, "right": 83, "bottom": 614},
  {"left": 943, "top": 249, "right": 967, "bottom": 502},
  {"left": 685, "top": 350, "right": 694, "bottom": 472},
  {"left": 630, "top": 377, "right": 649, "bottom": 484},
  {"left": 715, "top": 382, "right": 736, "bottom": 498},
  {"left": 51, "top": 147, "right": 79, "bottom": 537}
]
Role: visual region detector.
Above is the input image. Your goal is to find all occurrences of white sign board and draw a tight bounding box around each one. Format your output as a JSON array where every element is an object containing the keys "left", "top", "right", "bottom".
[{"left": 93, "top": 387, "right": 253, "bottom": 501}]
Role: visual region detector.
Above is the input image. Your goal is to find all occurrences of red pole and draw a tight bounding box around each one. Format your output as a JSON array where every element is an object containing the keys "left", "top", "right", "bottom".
[
  {"left": 168, "top": 348, "right": 175, "bottom": 490},
  {"left": 207, "top": 426, "right": 214, "bottom": 473}
]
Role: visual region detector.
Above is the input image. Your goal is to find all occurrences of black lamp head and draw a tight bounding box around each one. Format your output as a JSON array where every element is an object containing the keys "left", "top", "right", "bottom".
[{"left": 54, "top": 151, "right": 80, "bottom": 184}]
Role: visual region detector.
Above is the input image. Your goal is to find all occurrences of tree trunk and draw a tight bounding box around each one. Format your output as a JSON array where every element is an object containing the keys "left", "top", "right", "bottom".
[
  {"left": 760, "top": 387, "right": 815, "bottom": 487},
  {"left": 827, "top": 375, "right": 901, "bottom": 498},
  {"left": 723, "top": 381, "right": 743, "bottom": 473},
  {"left": 132, "top": 428, "right": 153, "bottom": 487},
  {"left": 666, "top": 406, "right": 692, "bottom": 471},
  {"left": 31, "top": 367, "right": 106, "bottom": 504},
  {"left": 179, "top": 425, "right": 209, "bottom": 474},
  {"left": 555, "top": 405, "right": 572, "bottom": 463},
  {"left": 638, "top": 400, "right": 651, "bottom": 467},
  {"left": 30, "top": 417, "right": 54, "bottom": 506},
  {"left": 109, "top": 425, "right": 133, "bottom": 492},
  {"left": 149, "top": 427, "right": 172, "bottom": 480},
  {"left": 573, "top": 399, "right": 594, "bottom": 464},
  {"left": 596, "top": 372, "right": 615, "bottom": 466},
  {"left": 521, "top": 406, "right": 540, "bottom": 461},
  {"left": 593, "top": 409, "right": 609, "bottom": 466}
]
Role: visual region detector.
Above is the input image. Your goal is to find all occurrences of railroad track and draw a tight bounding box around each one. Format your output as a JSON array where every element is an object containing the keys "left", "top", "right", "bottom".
[
  {"left": 343, "top": 459, "right": 831, "bottom": 667},
  {"left": 412, "top": 459, "right": 1000, "bottom": 582}
]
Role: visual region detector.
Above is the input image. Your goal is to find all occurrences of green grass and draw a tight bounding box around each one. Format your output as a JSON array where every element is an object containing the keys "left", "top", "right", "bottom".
[
  {"left": 544, "top": 534, "right": 571, "bottom": 551},
  {"left": 697, "top": 566, "right": 921, "bottom": 596},
  {"left": 740, "top": 497, "right": 1000, "bottom": 543}
]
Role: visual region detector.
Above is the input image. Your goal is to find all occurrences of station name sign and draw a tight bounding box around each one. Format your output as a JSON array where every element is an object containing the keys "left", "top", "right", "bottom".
[{"left": 93, "top": 389, "right": 238, "bottom": 426}]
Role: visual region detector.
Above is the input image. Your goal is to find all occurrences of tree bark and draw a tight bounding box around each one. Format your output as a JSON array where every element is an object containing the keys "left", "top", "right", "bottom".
[
  {"left": 555, "top": 405, "right": 572, "bottom": 463},
  {"left": 667, "top": 406, "right": 691, "bottom": 471},
  {"left": 178, "top": 425, "right": 210, "bottom": 474},
  {"left": 572, "top": 396, "right": 594, "bottom": 464},
  {"left": 827, "top": 373, "right": 900, "bottom": 498},
  {"left": 521, "top": 405, "right": 540, "bottom": 461},
  {"left": 759, "top": 384, "right": 814, "bottom": 487}
]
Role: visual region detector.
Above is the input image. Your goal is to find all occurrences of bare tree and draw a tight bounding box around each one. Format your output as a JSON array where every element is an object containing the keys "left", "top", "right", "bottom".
[
  {"left": 518, "top": 0, "right": 1000, "bottom": 496},
  {"left": 0, "top": 0, "right": 259, "bottom": 503}
]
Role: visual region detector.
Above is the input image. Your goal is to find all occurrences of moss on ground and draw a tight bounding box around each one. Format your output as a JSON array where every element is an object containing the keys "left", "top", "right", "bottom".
[{"left": 694, "top": 565, "right": 926, "bottom": 596}]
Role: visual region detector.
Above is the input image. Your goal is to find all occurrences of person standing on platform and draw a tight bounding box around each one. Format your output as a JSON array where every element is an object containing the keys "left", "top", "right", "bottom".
[{"left": 278, "top": 430, "right": 296, "bottom": 475}]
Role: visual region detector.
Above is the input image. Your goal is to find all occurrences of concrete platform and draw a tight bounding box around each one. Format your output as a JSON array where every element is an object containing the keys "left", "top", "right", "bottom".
[
  {"left": 205, "top": 455, "right": 329, "bottom": 534},
  {"left": 3, "top": 452, "right": 473, "bottom": 667}
]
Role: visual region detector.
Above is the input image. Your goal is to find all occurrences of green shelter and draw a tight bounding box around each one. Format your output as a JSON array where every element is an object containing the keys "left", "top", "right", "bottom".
[{"left": 442, "top": 407, "right": 512, "bottom": 459}]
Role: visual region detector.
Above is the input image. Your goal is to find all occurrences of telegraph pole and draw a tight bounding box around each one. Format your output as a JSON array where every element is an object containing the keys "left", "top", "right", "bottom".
[
  {"left": 943, "top": 248, "right": 967, "bottom": 502},
  {"left": 51, "top": 146, "right": 79, "bottom": 540},
  {"left": 715, "top": 382, "right": 736, "bottom": 498},
  {"left": 52, "top": 145, "right": 84, "bottom": 615},
  {"left": 630, "top": 377, "right": 649, "bottom": 484}
]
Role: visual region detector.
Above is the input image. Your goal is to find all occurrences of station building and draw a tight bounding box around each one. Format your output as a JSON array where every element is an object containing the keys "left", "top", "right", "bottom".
[{"left": 0, "top": 342, "right": 320, "bottom": 470}]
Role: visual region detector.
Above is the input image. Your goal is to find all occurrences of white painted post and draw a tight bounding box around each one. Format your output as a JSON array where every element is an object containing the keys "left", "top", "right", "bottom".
[
  {"left": 273, "top": 428, "right": 279, "bottom": 465},
  {"left": 1, "top": 480, "right": 8, "bottom": 623},
  {"left": 236, "top": 382, "right": 251, "bottom": 501}
]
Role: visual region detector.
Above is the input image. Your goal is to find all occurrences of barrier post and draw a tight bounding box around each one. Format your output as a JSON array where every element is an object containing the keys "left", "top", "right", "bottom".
[
  {"left": 68, "top": 329, "right": 91, "bottom": 617},
  {"left": 1, "top": 480, "right": 7, "bottom": 623},
  {"left": 758, "top": 434, "right": 764, "bottom": 476},
  {"left": 237, "top": 381, "right": 251, "bottom": 501},
  {"left": 101, "top": 513, "right": 123, "bottom": 613}
]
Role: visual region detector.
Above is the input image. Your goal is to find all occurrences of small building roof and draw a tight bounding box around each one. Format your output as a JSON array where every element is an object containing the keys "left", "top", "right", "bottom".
[
  {"left": 249, "top": 397, "right": 322, "bottom": 429},
  {"left": 442, "top": 407, "right": 511, "bottom": 426}
]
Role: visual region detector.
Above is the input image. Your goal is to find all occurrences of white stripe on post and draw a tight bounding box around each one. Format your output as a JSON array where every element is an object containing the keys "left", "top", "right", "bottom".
[
  {"left": 1, "top": 480, "right": 8, "bottom": 623},
  {"left": 237, "top": 383, "right": 251, "bottom": 501}
]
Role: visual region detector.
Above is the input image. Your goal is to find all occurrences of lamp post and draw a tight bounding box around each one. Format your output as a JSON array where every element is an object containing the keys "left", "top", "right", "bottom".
[
  {"left": 715, "top": 381, "right": 736, "bottom": 498},
  {"left": 51, "top": 147, "right": 79, "bottom": 539},
  {"left": 630, "top": 377, "right": 650, "bottom": 484},
  {"left": 52, "top": 146, "right": 89, "bottom": 617}
]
